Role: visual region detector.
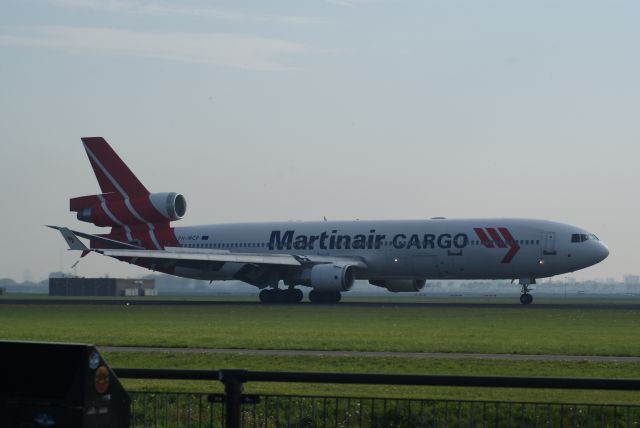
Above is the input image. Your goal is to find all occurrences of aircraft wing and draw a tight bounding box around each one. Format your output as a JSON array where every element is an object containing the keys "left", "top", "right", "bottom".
[
  {"left": 98, "top": 248, "right": 303, "bottom": 266},
  {"left": 97, "top": 248, "right": 367, "bottom": 268},
  {"left": 49, "top": 226, "right": 367, "bottom": 269}
]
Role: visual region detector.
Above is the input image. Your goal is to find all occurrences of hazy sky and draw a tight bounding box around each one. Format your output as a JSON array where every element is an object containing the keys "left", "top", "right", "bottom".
[{"left": 1, "top": 0, "right": 638, "bottom": 282}]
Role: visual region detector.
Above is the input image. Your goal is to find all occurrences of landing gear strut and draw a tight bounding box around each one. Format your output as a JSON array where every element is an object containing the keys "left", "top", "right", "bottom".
[
  {"left": 259, "top": 287, "right": 303, "bottom": 304},
  {"left": 518, "top": 278, "right": 535, "bottom": 305}
]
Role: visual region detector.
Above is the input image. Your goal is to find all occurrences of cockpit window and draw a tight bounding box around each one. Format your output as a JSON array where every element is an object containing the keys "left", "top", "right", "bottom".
[{"left": 571, "top": 233, "right": 599, "bottom": 243}]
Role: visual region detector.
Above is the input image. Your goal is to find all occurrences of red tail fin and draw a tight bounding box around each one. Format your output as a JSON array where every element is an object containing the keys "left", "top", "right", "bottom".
[{"left": 81, "top": 137, "right": 149, "bottom": 197}]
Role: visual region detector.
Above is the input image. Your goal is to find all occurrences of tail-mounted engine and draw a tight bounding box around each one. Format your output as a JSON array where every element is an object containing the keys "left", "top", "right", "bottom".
[{"left": 70, "top": 192, "right": 187, "bottom": 227}]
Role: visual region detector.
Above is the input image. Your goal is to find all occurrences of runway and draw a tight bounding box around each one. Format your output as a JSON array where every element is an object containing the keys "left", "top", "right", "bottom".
[
  {"left": 1, "top": 298, "right": 640, "bottom": 310},
  {"left": 99, "top": 345, "right": 640, "bottom": 363}
]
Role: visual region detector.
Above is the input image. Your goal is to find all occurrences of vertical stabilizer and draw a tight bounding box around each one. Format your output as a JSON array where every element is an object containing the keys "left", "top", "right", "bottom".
[{"left": 81, "top": 137, "right": 149, "bottom": 197}]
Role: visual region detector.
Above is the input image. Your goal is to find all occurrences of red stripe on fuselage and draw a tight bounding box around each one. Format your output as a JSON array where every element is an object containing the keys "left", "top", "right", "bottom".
[
  {"left": 473, "top": 228, "right": 494, "bottom": 248},
  {"left": 498, "top": 227, "right": 520, "bottom": 263},
  {"left": 486, "top": 228, "right": 507, "bottom": 248}
]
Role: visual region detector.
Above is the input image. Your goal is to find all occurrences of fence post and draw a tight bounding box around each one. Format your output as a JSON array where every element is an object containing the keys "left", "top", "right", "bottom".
[{"left": 219, "top": 369, "right": 248, "bottom": 428}]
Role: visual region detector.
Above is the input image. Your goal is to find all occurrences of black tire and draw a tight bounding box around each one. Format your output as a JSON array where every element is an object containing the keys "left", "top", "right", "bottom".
[
  {"left": 260, "top": 289, "right": 303, "bottom": 304},
  {"left": 259, "top": 289, "right": 271, "bottom": 303},
  {"left": 328, "top": 291, "right": 341, "bottom": 303},
  {"left": 288, "top": 288, "right": 303, "bottom": 303},
  {"left": 520, "top": 293, "right": 533, "bottom": 305},
  {"left": 309, "top": 290, "right": 341, "bottom": 304}
]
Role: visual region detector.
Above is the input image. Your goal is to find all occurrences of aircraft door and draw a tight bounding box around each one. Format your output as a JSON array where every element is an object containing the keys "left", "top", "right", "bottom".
[{"left": 543, "top": 232, "right": 557, "bottom": 255}]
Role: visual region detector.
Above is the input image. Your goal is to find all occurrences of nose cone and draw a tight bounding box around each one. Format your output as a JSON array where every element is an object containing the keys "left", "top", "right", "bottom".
[{"left": 594, "top": 242, "right": 610, "bottom": 264}]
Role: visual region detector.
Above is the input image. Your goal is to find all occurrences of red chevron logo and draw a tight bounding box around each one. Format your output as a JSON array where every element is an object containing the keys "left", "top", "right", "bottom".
[{"left": 473, "top": 227, "right": 520, "bottom": 263}]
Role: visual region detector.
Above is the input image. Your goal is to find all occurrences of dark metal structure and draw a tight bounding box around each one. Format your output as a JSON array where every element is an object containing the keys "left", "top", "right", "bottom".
[
  {"left": 0, "top": 341, "right": 130, "bottom": 428},
  {"left": 116, "top": 368, "right": 640, "bottom": 428},
  {"left": 127, "top": 391, "right": 640, "bottom": 428}
]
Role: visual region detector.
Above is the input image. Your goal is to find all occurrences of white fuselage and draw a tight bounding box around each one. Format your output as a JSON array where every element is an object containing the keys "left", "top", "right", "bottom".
[{"left": 171, "top": 218, "right": 609, "bottom": 282}]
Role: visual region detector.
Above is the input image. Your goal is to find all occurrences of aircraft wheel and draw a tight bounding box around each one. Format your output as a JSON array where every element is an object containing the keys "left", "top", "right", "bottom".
[
  {"left": 309, "top": 290, "right": 341, "bottom": 304},
  {"left": 259, "top": 289, "right": 272, "bottom": 303},
  {"left": 288, "top": 288, "right": 303, "bottom": 303},
  {"left": 308, "top": 290, "right": 318, "bottom": 303},
  {"left": 519, "top": 293, "right": 533, "bottom": 305},
  {"left": 328, "top": 291, "right": 341, "bottom": 303}
]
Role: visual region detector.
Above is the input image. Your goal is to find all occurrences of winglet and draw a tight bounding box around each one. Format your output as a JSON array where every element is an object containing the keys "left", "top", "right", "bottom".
[{"left": 48, "top": 225, "right": 89, "bottom": 251}]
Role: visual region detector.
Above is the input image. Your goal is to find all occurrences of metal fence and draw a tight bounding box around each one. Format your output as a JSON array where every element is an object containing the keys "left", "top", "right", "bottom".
[
  {"left": 116, "top": 369, "right": 640, "bottom": 428},
  {"left": 128, "top": 391, "right": 640, "bottom": 428}
]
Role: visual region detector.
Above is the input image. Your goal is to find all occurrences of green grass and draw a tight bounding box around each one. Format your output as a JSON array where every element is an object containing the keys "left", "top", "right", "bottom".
[
  {"left": 0, "top": 303, "right": 639, "bottom": 356},
  {"left": 2, "top": 301, "right": 640, "bottom": 405},
  {"left": 105, "top": 351, "right": 640, "bottom": 405}
]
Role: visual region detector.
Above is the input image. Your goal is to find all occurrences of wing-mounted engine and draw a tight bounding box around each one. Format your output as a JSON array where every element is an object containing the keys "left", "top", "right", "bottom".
[
  {"left": 70, "top": 192, "right": 187, "bottom": 228},
  {"left": 370, "top": 279, "right": 426, "bottom": 293},
  {"left": 307, "top": 263, "right": 356, "bottom": 292}
]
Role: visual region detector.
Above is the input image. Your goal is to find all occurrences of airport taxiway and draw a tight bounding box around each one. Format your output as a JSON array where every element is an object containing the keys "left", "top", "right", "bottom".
[
  {"left": 99, "top": 345, "right": 640, "bottom": 363},
  {"left": 2, "top": 298, "right": 640, "bottom": 311}
]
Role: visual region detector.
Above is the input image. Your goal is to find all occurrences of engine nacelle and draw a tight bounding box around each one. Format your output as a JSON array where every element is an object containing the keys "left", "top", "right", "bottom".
[
  {"left": 71, "top": 192, "right": 187, "bottom": 227},
  {"left": 310, "top": 264, "right": 355, "bottom": 292},
  {"left": 149, "top": 192, "right": 187, "bottom": 221},
  {"left": 370, "top": 279, "right": 426, "bottom": 293}
]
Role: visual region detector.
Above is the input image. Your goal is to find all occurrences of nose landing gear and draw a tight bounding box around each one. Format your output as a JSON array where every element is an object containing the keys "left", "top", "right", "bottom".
[
  {"left": 519, "top": 292, "right": 533, "bottom": 305},
  {"left": 518, "top": 278, "right": 535, "bottom": 305}
]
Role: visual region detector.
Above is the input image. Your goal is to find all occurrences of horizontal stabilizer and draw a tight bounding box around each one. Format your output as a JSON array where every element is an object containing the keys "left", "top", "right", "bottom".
[
  {"left": 50, "top": 226, "right": 89, "bottom": 251},
  {"left": 47, "top": 225, "right": 144, "bottom": 250}
]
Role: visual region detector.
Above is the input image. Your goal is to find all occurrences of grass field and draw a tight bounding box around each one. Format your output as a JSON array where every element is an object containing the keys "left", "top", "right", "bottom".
[
  {"left": 2, "top": 298, "right": 639, "bottom": 404},
  {"left": 1, "top": 302, "right": 639, "bottom": 356},
  {"left": 105, "top": 351, "right": 640, "bottom": 404}
]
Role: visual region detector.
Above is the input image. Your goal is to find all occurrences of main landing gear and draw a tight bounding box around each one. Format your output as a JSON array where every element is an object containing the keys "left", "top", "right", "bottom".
[
  {"left": 308, "top": 290, "right": 342, "bottom": 304},
  {"left": 257, "top": 288, "right": 342, "bottom": 304},
  {"left": 518, "top": 278, "right": 536, "bottom": 305},
  {"left": 259, "top": 287, "right": 303, "bottom": 304}
]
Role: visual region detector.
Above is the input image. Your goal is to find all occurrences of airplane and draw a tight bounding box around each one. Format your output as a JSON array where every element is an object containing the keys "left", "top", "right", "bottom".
[{"left": 50, "top": 137, "right": 609, "bottom": 304}]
